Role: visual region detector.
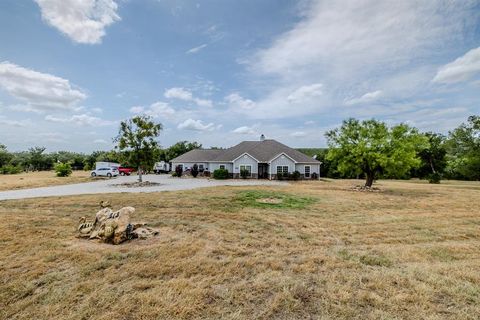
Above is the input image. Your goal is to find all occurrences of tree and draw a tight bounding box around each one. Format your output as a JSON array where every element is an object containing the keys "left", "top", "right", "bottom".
[
  {"left": 27, "top": 146, "right": 53, "bottom": 171},
  {"left": 115, "top": 116, "right": 162, "bottom": 182},
  {"left": 446, "top": 115, "right": 480, "bottom": 180},
  {"left": 164, "top": 141, "right": 202, "bottom": 161},
  {"left": 0, "top": 144, "right": 13, "bottom": 168},
  {"left": 414, "top": 132, "right": 447, "bottom": 182},
  {"left": 326, "top": 118, "right": 427, "bottom": 187}
]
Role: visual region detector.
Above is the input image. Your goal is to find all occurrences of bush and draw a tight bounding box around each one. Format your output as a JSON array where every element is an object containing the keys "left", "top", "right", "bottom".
[
  {"left": 291, "top": 170, "right": 301, "bottom": 181},
  {"left": 1, "top": 164, "right": 22, "bottom": 174},
  {"left": 203, "top": 170, "right": 211, "bottom": 177},
  {"left": 277, "top": 172, "right": 283, "bottom": 180},
  {"left": 191, "top": 164, "right": 199, "bottom": 178},
  {"left": 175, "top": 165, "right": 183, "bottom": 177},
  {"left": 428, "top": 172, "right": 442, "bottom": 184},
  {"left": 54, "top": 162, "right": 72, "bottom": 177},
  {"left": 213, "top": 168, "right": 229, "bottom": 179},
  {"left": 311, "top": 172, "right": 318, "bottom": 180},
  {"left": 240, "top": 168, "right": 249, "bottom": 179}
]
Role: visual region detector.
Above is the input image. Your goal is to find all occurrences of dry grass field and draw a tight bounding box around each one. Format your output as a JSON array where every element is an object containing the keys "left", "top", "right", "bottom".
[
  {"left": 0, "top": 179, "right": 479, "bottom": 319},
  {"left": 0, "top": 171, "right": 92, "bottom": 191}
]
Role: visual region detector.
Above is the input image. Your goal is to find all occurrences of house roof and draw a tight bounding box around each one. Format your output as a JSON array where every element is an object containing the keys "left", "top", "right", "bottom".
[{"left": 171, "top": 139, "right": 321, "bottom": 164}]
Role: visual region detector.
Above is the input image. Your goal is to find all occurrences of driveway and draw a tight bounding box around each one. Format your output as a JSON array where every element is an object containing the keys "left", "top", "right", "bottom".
[{"left": 0, "top": 174, "right": 286, "bottom": 201}]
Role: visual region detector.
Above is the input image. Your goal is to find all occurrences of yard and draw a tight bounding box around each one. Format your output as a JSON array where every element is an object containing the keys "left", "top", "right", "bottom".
[
  {"left": 0, "top": 171, "right": 92, "bottom": 191},
  {"left": 0, "top": 179, "right": 479, "bottom": 319}
]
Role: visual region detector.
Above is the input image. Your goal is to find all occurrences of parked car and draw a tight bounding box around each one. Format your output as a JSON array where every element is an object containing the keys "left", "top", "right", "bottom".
[
  {"left": 118, "top": 167, "right": 135, "bottom": 176},
  {"left": 91, "top": 167, "right": 118, "bottom": 178}
]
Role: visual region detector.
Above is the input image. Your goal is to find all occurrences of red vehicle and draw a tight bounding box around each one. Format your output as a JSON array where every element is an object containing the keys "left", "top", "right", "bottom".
[{"left": 118, "top": 167, "right": 135, "bottom": 176}]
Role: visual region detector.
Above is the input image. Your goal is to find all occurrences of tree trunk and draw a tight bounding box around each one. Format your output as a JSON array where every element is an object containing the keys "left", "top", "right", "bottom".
[
  {"left": 365, "top": 172, "right": 374, "bottom": 187},
  {"left": 429, "top": 158, "right": 436, "bottom": 174},
  {"left": 138, "top": 166, "right": 142, "bottom": 182}
]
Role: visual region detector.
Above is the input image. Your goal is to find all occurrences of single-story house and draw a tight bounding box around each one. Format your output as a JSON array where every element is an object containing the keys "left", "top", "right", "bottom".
[{"left": 170, "top": 136, "right": 321, "bottom": 179}]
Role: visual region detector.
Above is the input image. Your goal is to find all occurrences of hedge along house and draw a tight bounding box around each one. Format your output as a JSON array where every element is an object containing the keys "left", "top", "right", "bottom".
[{"left": 170, "top": 135, "right": 321, "bottom": 179}]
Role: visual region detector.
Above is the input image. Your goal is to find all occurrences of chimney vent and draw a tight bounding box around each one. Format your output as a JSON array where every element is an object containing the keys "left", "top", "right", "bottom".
[{"left": 260, "top": 134, "right": 265, "bottom": 141}]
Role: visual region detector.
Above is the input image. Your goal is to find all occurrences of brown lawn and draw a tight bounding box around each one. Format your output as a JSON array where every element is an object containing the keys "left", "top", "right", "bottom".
[
  {"left": 0, "top": 171, "right": 92, "bottom": 191},
  {"left": 0, "top": 179, "right": 479, "bottom": 319}
]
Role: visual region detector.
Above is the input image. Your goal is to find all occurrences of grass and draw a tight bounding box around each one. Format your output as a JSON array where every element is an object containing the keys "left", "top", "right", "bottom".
[
  {"left": 0, "top": 170, "right": 92, "bottom": 191},
  {"left": 0, "top": 179, "right": 479, "bottom": 319}
]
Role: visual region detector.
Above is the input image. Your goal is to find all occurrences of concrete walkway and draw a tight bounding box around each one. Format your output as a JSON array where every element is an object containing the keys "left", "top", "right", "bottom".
[{"left": 0, "top": 174, "right": 285, "bottom": 201}]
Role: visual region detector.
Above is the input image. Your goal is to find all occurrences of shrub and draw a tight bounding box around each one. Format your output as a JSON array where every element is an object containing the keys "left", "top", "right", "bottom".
[
  {"left": 54, "top": 162, "right": 72, "bottom": 177},
  {"left": 175, "top": 165, "right": 183, "bottom": 177},
  {"left": 1, "top": 164, "right": 22, "bottom": 174},
  {"left": 428, "top": 172, "right": 441, "bottom": 184},
  {"left": 311, "top": 172, "right": 318, "bottom": 180},
  {"left": 203, "top": 170, "right": 211, "bottom": 177},
  {"left": 240, "top": 168, "right": 249, "bottom": 179},
  {"left": 213, "top": 168, "right": 229, "bottom": 179},
  {"left": 291, "top": 170, "right": 301, "bottom": 181},
  {"left": 171, "top": 171, "right": 178, "bottom": 177},
  {"left": 277, "top": 173, "right": 283, "bottom": 180},
  {"left": 191, "top": 164, "right": 199, "bottom": 178}
]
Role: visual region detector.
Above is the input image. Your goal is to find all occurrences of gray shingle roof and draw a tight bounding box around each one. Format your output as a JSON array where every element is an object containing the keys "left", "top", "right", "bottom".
[{"left": 171, "top": 139, "right": 320, "bottom": 164}]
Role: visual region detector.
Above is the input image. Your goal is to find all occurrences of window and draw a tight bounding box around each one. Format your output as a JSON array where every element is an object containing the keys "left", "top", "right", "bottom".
[
  {"left": 199, "top": 164, "right": 204, "bottom": 172},
  {"left": 305, "top": 165, "right": 311, "bottom": 178},
  {"left": 219, "top": 164, "right": 226, "bottom": 170},
  {"left": 239, "top": 165, "right": 252, "bottom": 176},
  {"left": 276, "top": 166, "right": 288, "bottom": 174}
]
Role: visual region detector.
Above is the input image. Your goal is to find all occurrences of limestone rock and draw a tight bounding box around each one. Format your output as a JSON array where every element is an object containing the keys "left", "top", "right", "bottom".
[{"left": 77, "top": 204, "right": 157, "bottom": 244}]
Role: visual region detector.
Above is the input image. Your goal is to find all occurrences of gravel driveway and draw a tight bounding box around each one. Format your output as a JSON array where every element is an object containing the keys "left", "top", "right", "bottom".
[{"left": 0, "top": 174, "right": 286, "bottom": 201}]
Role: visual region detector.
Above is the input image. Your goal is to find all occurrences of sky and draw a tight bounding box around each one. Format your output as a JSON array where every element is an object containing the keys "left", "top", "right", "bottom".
[{"left": 0, "top": 0, "right": 479, "bottom": 153}]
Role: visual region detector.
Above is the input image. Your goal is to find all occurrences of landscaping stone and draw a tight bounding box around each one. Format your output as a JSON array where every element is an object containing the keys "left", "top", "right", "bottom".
[{"left": 78, "top": 204, "right": 158, "bottom": 244}]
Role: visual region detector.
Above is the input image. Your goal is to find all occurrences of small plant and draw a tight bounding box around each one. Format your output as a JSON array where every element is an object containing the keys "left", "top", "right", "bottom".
[
  {"left": 191, "top": 164, "right": 199, "bottom": 178},
  {"left": 428, "top": 172, "right": 441, "bottom": 184},
  {"left": 203, "top": 170, "right": 211, "bottom": 177},
  {"left": 175, "top": 165, "right": 183, "bottom": 177},
  {"left": 54, "top": 162, "right": 72, "bottom": 177},
  {"left": 277, "top": 172, "right": 283, "bottom": 180},
  {"left": 311, "top": 172, "right": 318, "bottom": 180},
  {"left": 240, "top": 168, "right": 249, "bottom": 179},
  {"left": 213, "top": 168, "right": 229, "bottom": 179}
]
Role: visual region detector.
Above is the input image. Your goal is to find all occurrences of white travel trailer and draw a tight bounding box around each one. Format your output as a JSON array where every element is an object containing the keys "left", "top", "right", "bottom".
[
  {"left": 153, "top": 161, "right": 170, "bottom": 174},
  {"left": 95, "top": 162, "right": 120, "bottom": 170}
]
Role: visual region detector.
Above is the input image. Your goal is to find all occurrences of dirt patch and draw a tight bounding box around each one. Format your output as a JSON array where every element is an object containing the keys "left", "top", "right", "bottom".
[
  {"left": 110, "top": 181, "right": 162, "bottom": 188},
  {"left": 256, "top": 197, "right": 283, "bottom": 204}
]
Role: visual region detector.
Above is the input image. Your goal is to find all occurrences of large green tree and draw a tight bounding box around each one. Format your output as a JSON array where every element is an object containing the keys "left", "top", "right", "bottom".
[
  {"left": 0, "top": 144, "right": 13, "bottom": 168},
  {"left": 446, "top": 115, "right": 480, "bottom": 180},
  {"left": 326, "top": 118, "right": 427, "bottom": 187},
  {"left": 115, "top": 115, "right": 162, "bottom": 182},
  {"left": 161, "top": 141, "right": 202, "bottom": 161},
  {"left": 414, "top": 132, "right": 447, "bottom": 180}
]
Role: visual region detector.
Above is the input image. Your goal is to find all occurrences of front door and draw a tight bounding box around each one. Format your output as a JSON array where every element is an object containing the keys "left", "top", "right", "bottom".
[{"left": 258, "top": 163, "right": 269, "bottom": 179}]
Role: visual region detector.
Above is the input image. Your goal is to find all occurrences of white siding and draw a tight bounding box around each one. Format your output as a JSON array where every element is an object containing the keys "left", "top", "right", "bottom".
[
  {"left": 295, "top": 164, "right": 320, "bottom": 176},
  {"left": 171, "top": 162, "right": 207, "bottom": 170},
  {"left": 270, "top": 155, "right": 295, "bottom": 174},
  {"left": 208, "top": 162, "right": 233, "bottom": 173},
  {"left": 233, "top": 154, "right": 258, "bottom": 174}
]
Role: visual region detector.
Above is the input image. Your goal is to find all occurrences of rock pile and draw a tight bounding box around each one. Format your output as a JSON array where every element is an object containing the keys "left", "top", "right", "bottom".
[
  {"left": 351, "top": 185, "right": 382, "bottom": 192},
  {"left": 77, "top": 203, "right": 158, "bottom": 244}
]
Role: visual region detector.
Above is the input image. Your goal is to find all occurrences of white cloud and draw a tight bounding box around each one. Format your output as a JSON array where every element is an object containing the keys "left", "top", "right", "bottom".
[
  {"left": 0, "top": 116, "right": 30, "bottom": 127},
  {"left": 304, "top": 120, "right": 315, "bottom": 125},
  {"left": 232, "top": 126, "right": 256, "bottom": 134},
  {"left": 344, "top": 90, "right": 383, "bottom": 105},
  {"left": 290, "top": 131, "right": 307, "bottom": 138},
  {"left": 225, "top": 93, "right": 255, "bottom": 110},
  {"left": 0, "top": 62, "right": 86, "bottom": 112},
  {"left": 186, "top": 44, "right": 208, "bottom": 54},
  {"left": 433, "top": 47, "right": 480, "bottom": 84},
  {"left": 130, "top": 102, "right": 175, "bottom": 119},
  {"left": 45, "top": 114, "right": 114, "bottom": 126},
  {"left": 287, "top": 83, "right": 323, "bottom": 103},
  {"left": 164, "top": 87, "right": 212, "bottom": 107},
  {"left": 34, "top": 0, "right": 120, "bottom": 44},
  {"left": 93, "top": 139, "right": 108, "bottom": 144},
  {"left": 177, "top": 118, "right": 216, "bottom": 131}
]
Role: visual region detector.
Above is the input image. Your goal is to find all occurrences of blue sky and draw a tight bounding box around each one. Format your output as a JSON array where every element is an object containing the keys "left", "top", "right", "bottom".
[{"left": 0, "top": 0, "right": 479, "bottom": 152}]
